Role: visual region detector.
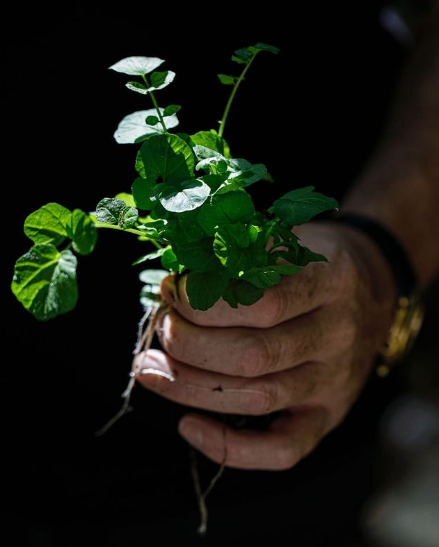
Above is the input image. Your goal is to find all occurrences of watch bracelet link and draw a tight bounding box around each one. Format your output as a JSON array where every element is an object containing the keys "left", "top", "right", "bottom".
[{"left": 325, "top": 211, "right": 425, "bottom": 376}]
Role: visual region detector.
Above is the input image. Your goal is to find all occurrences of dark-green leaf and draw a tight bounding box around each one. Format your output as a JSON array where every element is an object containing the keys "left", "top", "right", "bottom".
[
  {"left": 197, "top": 191, "right": 255, "bottom": 236},
  {"left": 11, "top": 244, "right": 78, "bottom": 321},
  {"left": 186, "top": 269, "right": 229, "bottom": 311},
  {"left": 271, "top": 186, "right": 339, "bottom": 226}
]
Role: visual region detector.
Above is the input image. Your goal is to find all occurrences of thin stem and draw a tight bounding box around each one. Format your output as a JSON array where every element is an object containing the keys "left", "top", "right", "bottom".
[
  {"left": 218, "top": 53, "right": 257, "bottom": 138},
  {"left": 142, "top": 75, "right": 168, "bottom": 132},
  {"left": 95, "top": 223, "right": 164, "bottom": 248}
]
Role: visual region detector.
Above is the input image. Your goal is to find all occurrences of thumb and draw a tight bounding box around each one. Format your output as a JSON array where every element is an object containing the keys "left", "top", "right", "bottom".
[{"left": 160, "top": 274, "right": 178, "bottom": 306}]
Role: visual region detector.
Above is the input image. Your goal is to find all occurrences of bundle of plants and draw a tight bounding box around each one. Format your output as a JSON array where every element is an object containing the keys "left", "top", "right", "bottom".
[{"left": 11, "top": 43, "right": 339, "bottom": 534}]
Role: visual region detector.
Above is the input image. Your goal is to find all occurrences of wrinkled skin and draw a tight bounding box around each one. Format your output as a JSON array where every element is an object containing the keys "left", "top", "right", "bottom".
[{"left": 134, "top": 220, "right": 398, "bottom": 470}]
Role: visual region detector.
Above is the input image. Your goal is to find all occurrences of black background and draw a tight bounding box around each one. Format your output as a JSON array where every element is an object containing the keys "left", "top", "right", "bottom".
[{"left": 2, "top": 2, "right": 410, "bottom": 545}]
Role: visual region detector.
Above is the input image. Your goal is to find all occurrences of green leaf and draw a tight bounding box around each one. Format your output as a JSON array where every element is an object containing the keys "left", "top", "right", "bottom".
[
  {"left": 136, "top": 133, "right": 195, "bottom": 183},
  {"left": 120, "top": 207, "right": 138, "bottom": 229},
  {"left": 109, "top": 56, "right": 165, "bottom": 76},
  {"left": 197, "top": 191, "right": 255, "bottom": 236},
  {"left": 145, "top": 115, "right": 159, "bottom": 125},
  {"left": 132, "top": 246, "right": 167, "bottom": 266},
  {"left": 222, "top": 280, "right": 263, "bottom": 307},
  {"left": 125, "top": 81, "right": 148, "bottom": 93},
  {"left": 132, "top": 177, "right": 155, "bottom": 210},
  {"left": 172, "top": 238, "right": 219, "bottom": 273},
  {"left": 115, "top": 192, "right": 136, "bottom": 207},
  {"left": 217, "top": 74, "right": 236, "bottom": 85},
  {"left": 95, "top": 198, "right": 127, "bottom": 224},
  {"left": 189, "top": 130, "right": 231, "bottom": 158},
  {"left": 160, "top": 246, "right": 182, "bottom": 273},
  {"left": 253, "top": 42, "right": 280, "bottom": 55},
  {"left": 243, "top": 264, "right": 302, "bottom": 289},
  {"left": 271, "top": 186, "right": 339, "bottom": 226},
  {"left": 114, "top": 109, "right": 179, "bottom": 144},
  {"left": 233, "top": 48, "right": 253, "bottom": 63},
  {"left": 126, "top": 71, "right": 176, "bottom": 93},
  {"left": 186, "top": 269, "right": 229, "bottom": 310},
  {"left": 66, "top": 209, "right": 98, "bottom": 255},
  {"left": 11, "top": 244, "right": 78, "bottom": 321},
  {"left": 24, "top": 203, "right": 71, "bottom": 246},
  {"left": 156, "top": 179, "right": 211, "bottom": 213},
  {"left": 213, "top": 224, "right": 252, "bottom": 276},
  {"left": 163, "top": 104, "right": 181, "bottom": 116}
]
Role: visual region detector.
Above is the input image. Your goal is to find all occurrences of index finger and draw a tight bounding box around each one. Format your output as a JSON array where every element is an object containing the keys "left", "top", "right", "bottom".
[{"left": 160, "top": 258, "right": 337, "bottom": 328}]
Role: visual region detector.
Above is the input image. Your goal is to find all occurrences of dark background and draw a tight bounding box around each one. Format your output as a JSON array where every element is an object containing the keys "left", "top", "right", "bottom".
[{"left": 3, "top": 2, "right": 431, "bottom": 545}]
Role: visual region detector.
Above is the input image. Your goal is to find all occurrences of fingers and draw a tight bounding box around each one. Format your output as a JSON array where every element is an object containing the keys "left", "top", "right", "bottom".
[
  {"left": 134, "top": 349, "right": 325, "bottom": 416},
  {"left": 161, "top": 257, "right": 337, "bottom": 329},
  {"left": 177, "top": 406, "right": 329, "bottom": 470},
  {"left": 156, "top": 305, "right": 333, "bottom": 377}
]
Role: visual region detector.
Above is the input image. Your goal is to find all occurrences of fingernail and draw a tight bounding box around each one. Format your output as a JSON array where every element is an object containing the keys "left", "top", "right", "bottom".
[{"left": 179, "top": 420, "right": 204, "bottom": 447}]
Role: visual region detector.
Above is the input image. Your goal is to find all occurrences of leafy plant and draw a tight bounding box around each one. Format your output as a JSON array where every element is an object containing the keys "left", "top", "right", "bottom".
[{"left": 11, "top": 43, "right": 339, "bottom": 534}]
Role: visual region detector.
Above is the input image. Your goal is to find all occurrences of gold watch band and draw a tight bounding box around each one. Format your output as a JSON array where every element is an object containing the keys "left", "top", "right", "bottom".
[{"left": 375, "top": 292, "right": 425, "bottom": 377}]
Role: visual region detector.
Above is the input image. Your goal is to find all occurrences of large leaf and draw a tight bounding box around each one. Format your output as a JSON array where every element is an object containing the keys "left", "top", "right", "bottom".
[
  {"left": 270, "top": 186, "right": 339, "bottom": 226},
  {"left": 197, "top": 191, "right": 255, "bottom": 236},
  {"left": 24, "top": 203, "right": 71, "bottom": 246},
  {"left": 136, "top": 133, "right": 195, "bottom": 184},
  {"left": 11, "top": 244, "right": 78, "bottom": 321},
  {"left": 186, "top": 269, "right": 229, "bottom": 311},
  {"left": 66, "top": 209, "right": 98, "bottom": 255},
  {"left": 132, "top": 177, "right": 156, "bottom": 210},
  {"left": 114, "top": 109, "right": 179, "bottom": 144},
  {"left": 156, "top": 179, "right": 210, "bottom": 213},
  {"left": 109, "top": 56, "right": 164, "bottom": 76}
]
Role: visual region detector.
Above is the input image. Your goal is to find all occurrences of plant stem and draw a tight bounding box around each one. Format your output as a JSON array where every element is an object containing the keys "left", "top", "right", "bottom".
[
  {"left": 94, "top": 223, "right": 163, "bottom": 248},
  {"left": 218, "top": 53, "right": 257, "bottom": 138},
  {"left": 142, "top": 75, "right": 168, "bottom": 132}
]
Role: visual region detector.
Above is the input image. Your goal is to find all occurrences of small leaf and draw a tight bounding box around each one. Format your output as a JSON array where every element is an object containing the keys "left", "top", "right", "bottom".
[
  {"left": 95, "top": 198, "right": 127, "bottom": 224},
  {"left": 186, "top": 269, "right": 229, "bottom": 311},
  {"left": 109, "top": 56, "right": 165, "bottom": 76},
  {"left": 11, "top": 244, "right": 78, "bottom": 321},
  {"left": 272, "top": 186, "right": 339, "bottom": 226},
  {"left": 114, "top": 109, "right": 179, "bottom": 144},
  {"left": 145, "top": 115, "right": 159, "bottom": 125},
  {"left": 163, "top": 104, "right": 181, "bottom": 116},
  {"left": 120, "top": 207, "right": 138, "bottom": 229},
  {"left": 139, "top": 269, "right": 169, "bottom": 285},
  {"left": 149, "top": 70, "right": 176, "bottom": 90},
  {"left": 217, "top": 74, "right": 236, "bottom": 85},
  {"left": 66, "top": 209, "right": 98, "bottom": 255},
  {"left": 189, "top": 130, "right": 231, "bottom": 158},
  {"left": 233, "top": 48, "right": 253, "bottom": 62},
  {"left": 253, "top": 42, "right": 280, "bottom": 55},
  {"left": 115, "top": 192, "right": 136, "bottom": 208},
  {"left": 161, "top": 247, "right": 182, "bottom": 272},
  {"left": 157, "top": 179, "right": 211, "bottom": 213},
  {"left": 24, "top": 203, "right": 71, "bottom": 246},
  {"left": 125, "top": 81, "right": 148, "bottom": 93},
  {"left": 243, "top": 264, "right": 301, "bottom": 289},
  {"left": 222, "top": 280, "right": 263, "bottom": 307},
  {"left": 132, "top": 247, "right": 167, "bottom": 266}
]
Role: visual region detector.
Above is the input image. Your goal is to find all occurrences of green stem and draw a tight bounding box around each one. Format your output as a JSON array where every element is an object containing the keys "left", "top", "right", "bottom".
[
  {"left": 142, "top": 75, "right": 167, "bottom": 132},
  {"left": 218, "top": 53, "right": 257, "bottom": 138},
  {"left": 95, "top": 223, "right": 163, "bottom": 248}
]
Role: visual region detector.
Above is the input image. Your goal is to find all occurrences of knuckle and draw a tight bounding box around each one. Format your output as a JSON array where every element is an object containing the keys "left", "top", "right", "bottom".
[
  {"left": 260, "top": 289, "right": 287, "bottom": 328},
  {"left": 240, "top": 333, "right": 271, "bottom": 377},
  {"left": 241, "top": 383, "right": 276, "bottom": 415},
  {"left": 159, "top": 313, "right": 185, "bottom": 361}
]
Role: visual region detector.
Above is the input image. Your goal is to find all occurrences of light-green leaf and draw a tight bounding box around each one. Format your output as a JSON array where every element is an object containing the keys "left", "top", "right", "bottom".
[
  {"left": 217, "top": 74, "right": 236, "bottom": 85},
  {"left": 189, "top": 130, "right": 231, "bottom": 158},
  {"left": 24, "top": 203, "right": 71, "bottom": 246},
  {"left": 11, "top": 244, "right": 78, "bottom": 321},
  {"left": 114, "top": 109, "right": 179, "bottom": 144},
  {"left": 66, "top": 209, "right": 98, "bottom": 255},
  {"left": 163, "top": 105, "right": 181, "bottom": 116},
  {"left": 132, "top": 247, "right": 167, "bottom": 266},
  {"left": 109, "top": 56, "right": 165, "bottom": 76}
]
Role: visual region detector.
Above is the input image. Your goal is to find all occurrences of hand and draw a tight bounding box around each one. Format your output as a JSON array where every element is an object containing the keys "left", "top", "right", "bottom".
[{"left": 134, "top": 220, "right": 398, "bottom": 470}]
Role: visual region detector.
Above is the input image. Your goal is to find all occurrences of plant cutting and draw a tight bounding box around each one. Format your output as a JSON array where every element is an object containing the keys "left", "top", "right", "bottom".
[{"left": 11, "top": 43, "right": 339, "bottom": 534}]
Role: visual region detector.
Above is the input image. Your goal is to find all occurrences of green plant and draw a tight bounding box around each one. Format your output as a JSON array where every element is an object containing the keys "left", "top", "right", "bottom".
[{"left": 11, "top": 43, "right": 339, "bottom": 534}]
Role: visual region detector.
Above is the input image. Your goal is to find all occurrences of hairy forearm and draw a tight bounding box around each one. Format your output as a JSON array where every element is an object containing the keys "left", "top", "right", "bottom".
[{"left": 338, "top": 6, "right": 439, "bottom": 292}]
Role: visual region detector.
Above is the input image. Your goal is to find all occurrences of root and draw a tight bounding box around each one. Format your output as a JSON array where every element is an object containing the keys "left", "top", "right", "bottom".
[
  {"left": 94, "top": 299, "right": 171, "bottom": 437},
  {"left": 190, "top": 416, "right": 228, "bottom": 536}
]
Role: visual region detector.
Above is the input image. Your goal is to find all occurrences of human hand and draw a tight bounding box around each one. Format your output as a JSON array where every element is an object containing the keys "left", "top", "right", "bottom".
[{"left": 134, "top": 220, "right": 398, "bottom": 470}]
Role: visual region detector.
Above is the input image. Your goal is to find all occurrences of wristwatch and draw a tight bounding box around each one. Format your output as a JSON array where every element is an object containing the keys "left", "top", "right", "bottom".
[{"left": 327, "top": 211, "right": 425, "bottom": 376}]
